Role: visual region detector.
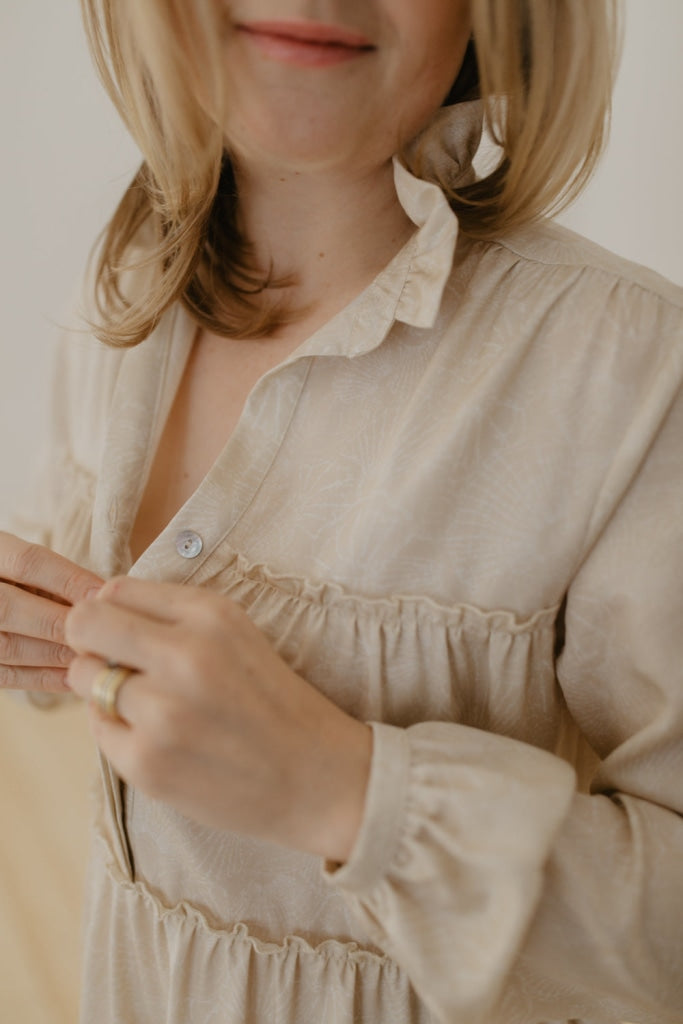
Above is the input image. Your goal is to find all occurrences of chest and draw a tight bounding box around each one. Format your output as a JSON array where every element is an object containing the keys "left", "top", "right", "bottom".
[{"left": 129, "top": 329, "right": 301, "bottom": 563}]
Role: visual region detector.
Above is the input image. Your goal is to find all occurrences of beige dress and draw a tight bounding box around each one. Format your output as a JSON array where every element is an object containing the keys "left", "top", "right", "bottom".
[{"left": 12, "top": 106, "right": 683, "bottom": 1023}]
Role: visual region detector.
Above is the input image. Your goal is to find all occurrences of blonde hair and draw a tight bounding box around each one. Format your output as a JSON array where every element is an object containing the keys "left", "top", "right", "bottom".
[{"left": 81, "top": 0, "right": 620, "bottom": 347}]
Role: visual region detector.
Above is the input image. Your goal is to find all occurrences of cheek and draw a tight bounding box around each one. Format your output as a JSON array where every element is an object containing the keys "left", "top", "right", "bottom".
[
  {"left": 429, "top": 4, "right": 471, "bottom": 80},
  {"left": 399, "top": 0, "right": 472, "bottom": 79}
]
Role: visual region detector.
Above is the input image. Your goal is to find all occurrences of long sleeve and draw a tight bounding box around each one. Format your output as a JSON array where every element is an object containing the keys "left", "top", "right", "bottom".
[
  {"left": 517, "top": 363, "right": 683, "bottom": 1021},
  {"left": 1, "top": 289, "right": 83, "bottom": 549},
  {"left": 1, "top": 297, "right": 124, "bottom": 708},
  {"left": 325, "top": 350, "right": 683, "bottom": 1022},
  {"left": 1, "top": 306, "right": 127, "bottom": 558},
  {"left": 0, "top": 364, "right": 62, "bottom": 549}
]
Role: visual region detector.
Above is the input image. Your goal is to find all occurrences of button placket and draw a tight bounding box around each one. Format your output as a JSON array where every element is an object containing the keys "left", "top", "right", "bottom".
[{"left": 128, "top": 357, "right": 313, "bottom": 582}]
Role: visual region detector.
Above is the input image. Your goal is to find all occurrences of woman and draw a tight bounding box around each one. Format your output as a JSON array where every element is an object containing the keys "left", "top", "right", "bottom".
[{"left": 1, "top": 1, "right": 681, "bottom": 1021}]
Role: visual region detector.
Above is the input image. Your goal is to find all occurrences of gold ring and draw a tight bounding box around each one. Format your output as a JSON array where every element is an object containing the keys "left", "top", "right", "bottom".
[{"left": 91, "top": 664, "right": 134, "bottom": 721}]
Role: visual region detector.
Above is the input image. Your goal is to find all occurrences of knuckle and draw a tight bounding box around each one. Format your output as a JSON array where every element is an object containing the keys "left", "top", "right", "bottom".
[
  {"left": 61, "top": 567, "right": 91, "bottom": 605},
  {"left": 41, "top": 609, "right": 67, "bottom": 645},
  {"left": 0, "top": 587, "right": 12, "bottom": 627},
  {"left": 64, "top": 602, "right": 89, "bottom": 646},
  {"left": 0, "top": 665, "right": 18, "bottom": 688},
  {"left": 39, "top": 669, "right": 57, "bottom": 693},
  {"left": 4, "top": 540, "right": 41, "bottom": 585},
  {"left": 99, "top": 576, "right": 126, "bottom": 601},
  {"left": 66, "top": 654, "right": 88, "bottom": 695},
  {"left": 36, "top": 668, "right": 66, "bottom": 694},
  {"left": 0, "top": 631, "right": 17, "bottom": 663},
  {"left": 56, "top": 643, "right": 74, "bottom": 667}
]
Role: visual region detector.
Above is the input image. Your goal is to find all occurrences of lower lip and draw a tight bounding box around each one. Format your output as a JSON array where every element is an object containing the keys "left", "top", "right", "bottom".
[{"left": 237, "top": 27, "right": 372, "bottom": 67}]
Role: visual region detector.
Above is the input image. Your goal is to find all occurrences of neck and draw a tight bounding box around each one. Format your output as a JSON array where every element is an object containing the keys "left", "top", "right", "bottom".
[{"left": 232, "top": 158, "right": 415, "bottom": 336}]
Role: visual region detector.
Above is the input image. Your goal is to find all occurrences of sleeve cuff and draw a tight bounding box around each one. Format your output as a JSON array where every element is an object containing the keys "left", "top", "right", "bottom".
[{"left": 323, "top": 721, "right": 411, "bottom": 892}]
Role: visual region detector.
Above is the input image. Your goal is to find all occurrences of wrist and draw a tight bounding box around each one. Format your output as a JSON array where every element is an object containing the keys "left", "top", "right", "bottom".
[{"left": 301, "top": 717, "right": 373, "bottom": 863}]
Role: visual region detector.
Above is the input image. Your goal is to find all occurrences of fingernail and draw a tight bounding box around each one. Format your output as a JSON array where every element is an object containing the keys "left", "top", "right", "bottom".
[
  {"left": 59, "top": 646, "right": 75, "bottom": 667},
  {"left": 86, "top": 586, "right": 103, "bottom": 600}
]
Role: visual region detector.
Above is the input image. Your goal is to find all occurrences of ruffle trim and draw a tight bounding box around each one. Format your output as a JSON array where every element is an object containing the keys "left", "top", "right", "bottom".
[
  {"left": 95, "top": 831, "right": 397, "bottom": 972},
  {"left": 197, "top": 541, "right": 561, "bottom": 637}
]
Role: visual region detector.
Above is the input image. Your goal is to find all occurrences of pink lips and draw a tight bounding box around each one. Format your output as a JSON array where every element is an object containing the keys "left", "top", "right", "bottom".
[{"left": 236, "top": 19, "right": 374, "bottom": 67}]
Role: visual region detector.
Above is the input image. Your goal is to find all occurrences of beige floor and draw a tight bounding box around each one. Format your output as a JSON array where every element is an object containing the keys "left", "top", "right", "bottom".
[{"left": 0, "top": 696, "right": 95, "bottom": 1024}]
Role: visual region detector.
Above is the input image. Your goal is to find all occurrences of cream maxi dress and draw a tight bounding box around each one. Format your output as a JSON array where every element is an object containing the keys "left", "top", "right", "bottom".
[{"left": 12, "top": 104, "right": 683, "bottom": 1023}]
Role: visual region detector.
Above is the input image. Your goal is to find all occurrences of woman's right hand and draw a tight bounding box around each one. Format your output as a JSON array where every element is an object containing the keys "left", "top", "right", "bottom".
[{"left": 0, "top": 532, "right": 104, "bottom": 694}]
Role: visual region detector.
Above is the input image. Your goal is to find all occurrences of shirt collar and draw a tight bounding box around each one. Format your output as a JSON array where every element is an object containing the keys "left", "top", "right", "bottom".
[
  {"left": 150, "top": 102, "right": 484, "bottom": 369},
  {"left": 289, "top": 100, "right": 484, "bottom": 362}
]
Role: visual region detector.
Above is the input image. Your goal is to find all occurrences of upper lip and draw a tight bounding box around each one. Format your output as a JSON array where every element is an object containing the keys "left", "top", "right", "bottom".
[{"left": 236, "top": 20, "right": 374, "bottom": 49}]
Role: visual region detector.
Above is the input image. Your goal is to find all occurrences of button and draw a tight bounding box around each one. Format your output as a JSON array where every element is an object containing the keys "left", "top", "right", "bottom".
[{"left": 175, "top": 530, "right": 203, "bottom": 559}]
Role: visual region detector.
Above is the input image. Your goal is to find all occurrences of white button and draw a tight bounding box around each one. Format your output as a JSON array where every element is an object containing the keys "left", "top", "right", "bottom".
[{"left": 175, "top": 530, "right": 203, "bottom": 559}]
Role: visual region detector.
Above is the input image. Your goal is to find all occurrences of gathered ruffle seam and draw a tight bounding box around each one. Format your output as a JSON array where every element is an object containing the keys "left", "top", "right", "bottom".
[
  {"left": 201, "top": 543, "right": 561, "bottom": 637},
  {"left": 95, "top": 832, "right": 400, "bottom": 973}
]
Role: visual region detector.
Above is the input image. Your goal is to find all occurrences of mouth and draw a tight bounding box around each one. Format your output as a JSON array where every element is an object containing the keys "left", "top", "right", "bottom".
[{"left": 235, "top": 20, "right": 375, "bottom": 67}]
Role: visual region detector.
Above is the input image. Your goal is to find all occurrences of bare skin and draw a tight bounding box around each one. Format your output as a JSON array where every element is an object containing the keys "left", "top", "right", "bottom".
[{"left": 128, "top": 327, "right": 302, "bottom": 562}]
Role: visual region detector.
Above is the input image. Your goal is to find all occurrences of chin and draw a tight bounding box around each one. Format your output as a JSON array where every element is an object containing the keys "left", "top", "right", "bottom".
[{"left": 228, "top": 119, "right": 380, "bottom": 176}]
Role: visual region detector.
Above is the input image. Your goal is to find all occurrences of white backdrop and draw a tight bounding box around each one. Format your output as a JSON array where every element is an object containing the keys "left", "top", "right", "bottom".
[{"left": 1, "top": 1, "right": 682, "bottom": 518}]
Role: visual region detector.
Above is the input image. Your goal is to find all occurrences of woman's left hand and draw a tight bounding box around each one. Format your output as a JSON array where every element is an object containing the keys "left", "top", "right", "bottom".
[{"left": 65, "top": 577, "right": 372, "bottom": 862}]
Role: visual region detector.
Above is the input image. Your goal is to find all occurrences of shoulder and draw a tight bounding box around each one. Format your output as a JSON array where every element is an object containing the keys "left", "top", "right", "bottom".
[
  {"left": 436, "top": 219, "right": 683, "bottom": 481},
  {"left": 51, "top": 289, "right": 181, "bottom": 469},
  {"left": 484, "top": 218, "right": 683, "bottom": 310},
  {"left": 51, "top": 297, "right": 126, "bottom": 442},
  {"left": 454, "top": 218, "right": 683, "bottom": 335},
  {"left": 52, "top": 310, "right": 128, "bottom": 442},
  {"left": 450, "top": 219, "right": 683, "bottom": 380}
]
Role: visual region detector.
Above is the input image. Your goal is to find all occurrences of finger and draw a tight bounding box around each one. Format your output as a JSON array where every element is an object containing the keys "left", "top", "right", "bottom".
[
  {"left": 0, "top": 631, "right": 74, "bottom": 667},
  {"left": 65, "top": 596, "right": 170, "bottom": 671},
  {"left": 0, "top": 533, "right": 104, "bottom": 605},
  {"left": 0, "top": 665, "right": 72, "bottom": 694},
  {"left": 0, "top": 582, "right": 69, "bottom": 606},
  {"left": 68, "top": 654, "right": 139, "bottom": 723},
  {"left": 95, "top": 575, "right": 206, "bottom": 623},
  {"left": 0, "top": 581, "right": 74, "bottom": 644}
]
